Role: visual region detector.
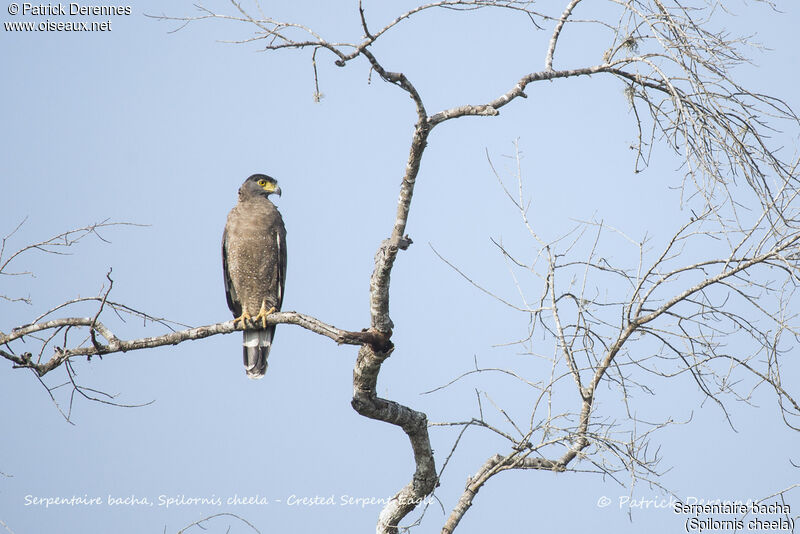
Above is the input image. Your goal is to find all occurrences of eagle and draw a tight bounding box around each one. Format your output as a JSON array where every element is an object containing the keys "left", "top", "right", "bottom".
[{"left": 222, "top": 174, "right": 287, "bottom": 379}]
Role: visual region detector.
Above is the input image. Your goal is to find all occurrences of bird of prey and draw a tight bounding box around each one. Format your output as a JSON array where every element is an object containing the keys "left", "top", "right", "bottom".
[{"left": 222, "top": 174, "right": 287, "bottom": 379}]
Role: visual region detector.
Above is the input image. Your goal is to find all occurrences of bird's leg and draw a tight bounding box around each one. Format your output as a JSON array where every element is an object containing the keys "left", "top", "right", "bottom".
[
  {"left": 252, "top": 300, "right": 276, "bottom": 329},
  {"left": 233, "top": 311, "right": 252, "bottom": 329}
]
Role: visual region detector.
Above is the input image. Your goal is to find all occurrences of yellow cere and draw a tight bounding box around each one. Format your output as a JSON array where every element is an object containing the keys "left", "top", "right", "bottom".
[{"left": 258, "top": 180, "right": 275, "bottom": 192}]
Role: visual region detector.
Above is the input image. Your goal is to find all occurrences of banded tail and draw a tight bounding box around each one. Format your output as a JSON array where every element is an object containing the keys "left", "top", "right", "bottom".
[{"left": 243, "top": 327, "right": 274, "bottom": 379}]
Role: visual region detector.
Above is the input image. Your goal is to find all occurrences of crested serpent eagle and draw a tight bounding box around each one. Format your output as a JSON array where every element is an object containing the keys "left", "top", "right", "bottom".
[{"left": 222, "top": 174, "right": 287, "bottom": 379}]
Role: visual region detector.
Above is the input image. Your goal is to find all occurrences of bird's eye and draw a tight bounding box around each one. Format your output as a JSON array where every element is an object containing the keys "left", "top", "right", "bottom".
[{"left": 257, "top": 179, "right": 266, "bottom": 187}]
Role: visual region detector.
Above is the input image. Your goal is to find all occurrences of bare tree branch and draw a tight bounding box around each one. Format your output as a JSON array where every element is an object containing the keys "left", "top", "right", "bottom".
[
  {"left": 435, "top": 137, "right": 799, "bottom": 529},
  {"left": 1, "top": 310, "right": 387, "bottom": 377}
]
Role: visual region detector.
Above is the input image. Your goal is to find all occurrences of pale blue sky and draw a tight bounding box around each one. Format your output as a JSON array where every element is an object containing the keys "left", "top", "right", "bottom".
[{"left": 2, "top": 1, "right": 799, "bottom": 533}]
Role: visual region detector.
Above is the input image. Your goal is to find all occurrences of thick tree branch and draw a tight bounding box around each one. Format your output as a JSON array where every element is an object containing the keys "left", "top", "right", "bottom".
[
  {"left": 1, "top": 311, "right": 387, "bottom": 377},
  {"left": 428, "top": 62, "right": 640, "bottom": 125},
  {"left": 442, "top": 453, "right": 561, "bottom": 533},
  {"left": 352, "top": 345, "right": 437, "bottom": 533},
  {"left": 369, "top": 121, "right": 427, "bottom": 333},
  {"left": 356, "top": 47, "right": 437, "bottom": 533},
  {"left": 545, "top": 0, "right": 583, "bottom": 70}
]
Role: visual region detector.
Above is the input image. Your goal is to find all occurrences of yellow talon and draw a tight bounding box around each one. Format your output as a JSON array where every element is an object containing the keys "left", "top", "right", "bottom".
[
  {"left": 233, "top": 311, "right": 252, "bottom": 329},
  {"left": 252, "top": 302, "right": 276, "bottom": 329}
]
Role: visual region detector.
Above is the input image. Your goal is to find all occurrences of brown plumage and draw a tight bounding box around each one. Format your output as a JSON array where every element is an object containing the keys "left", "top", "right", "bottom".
[{"left": 222, "top": 174, "right": 287, "bottom": 379}]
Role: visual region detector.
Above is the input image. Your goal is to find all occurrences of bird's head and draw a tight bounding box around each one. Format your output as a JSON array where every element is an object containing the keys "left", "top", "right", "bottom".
[{"left": 239, "top": 174, "right": 282, "bottom": 200}]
